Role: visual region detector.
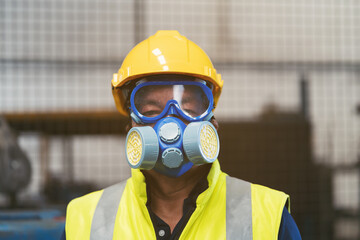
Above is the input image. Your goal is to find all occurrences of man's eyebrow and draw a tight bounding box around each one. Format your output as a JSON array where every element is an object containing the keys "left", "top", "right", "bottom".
[
  {"left": 141, "top": 99, "right": 163, "bottom": 108},
  {"left": 180, "top": 96, "right": 194, "bottom": 104}
]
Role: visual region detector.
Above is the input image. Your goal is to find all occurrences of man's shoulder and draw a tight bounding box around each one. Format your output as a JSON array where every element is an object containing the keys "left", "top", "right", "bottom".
[
  {"left": 252, "top": 183, "right": 289, "bottom": 198},
  {"left": 67, "top": 189, "right": 103, "bottom": 213},
  {"left": 225, "top": 175, "right": 289, "bottom": 209},
  {"left": 226, "top": 175, "right": 288, "bottom": 196},
  {"left": 68, "top": 179, "right": 129, "bottom": 210},
  {"left": 250, "top": 182, "right": 289, "bottom": 207}
]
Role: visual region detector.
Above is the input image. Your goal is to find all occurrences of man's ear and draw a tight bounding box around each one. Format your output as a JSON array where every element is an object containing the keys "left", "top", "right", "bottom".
[
  {"left": 125, "top": 122, "right": 132, "bottom": 132},
  {"left": 131, "top": 119, "right": 145, "bottom": 128},
  {"left": 125, "top": 115, "right": 133, "bottom": 132},
  {"left": 210, "top": 117, "right": 219, "bottom": 131}
]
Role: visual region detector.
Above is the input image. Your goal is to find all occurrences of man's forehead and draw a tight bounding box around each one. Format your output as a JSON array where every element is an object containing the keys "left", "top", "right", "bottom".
[
  {"left": 138, "top": 85, "right": 201, "bottom": 99},
  {"left": 139, "top": 85, "right": 173, "bottom": 96}
]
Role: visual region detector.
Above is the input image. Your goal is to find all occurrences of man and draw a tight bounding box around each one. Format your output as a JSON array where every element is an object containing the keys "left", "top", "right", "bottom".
[{"left": 63, "top": 30, "right": 301, "bottom": 239}]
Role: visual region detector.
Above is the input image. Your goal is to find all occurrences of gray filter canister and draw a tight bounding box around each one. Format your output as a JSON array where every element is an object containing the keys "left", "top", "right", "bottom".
[{"left": 183, "top": 121, "right": 220, "bottom": 165}]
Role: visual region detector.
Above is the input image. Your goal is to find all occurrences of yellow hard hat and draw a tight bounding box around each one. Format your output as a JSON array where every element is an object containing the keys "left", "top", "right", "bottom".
[{"left": 111, "top": 30, "right": 223, "bottom": 117}]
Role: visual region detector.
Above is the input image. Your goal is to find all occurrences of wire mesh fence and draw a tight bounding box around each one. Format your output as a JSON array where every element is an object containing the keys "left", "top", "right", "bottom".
[{"left": 1, "top": 1, "right": 359, "bottom": 239}]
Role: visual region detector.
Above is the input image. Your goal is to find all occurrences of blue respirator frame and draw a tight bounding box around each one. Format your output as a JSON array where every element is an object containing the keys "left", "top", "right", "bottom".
[{"left": 130, "top": 81, "right": 214, "bottom": 124}]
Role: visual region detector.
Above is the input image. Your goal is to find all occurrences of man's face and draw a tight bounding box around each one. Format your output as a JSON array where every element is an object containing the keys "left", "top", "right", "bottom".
[{"left": 127, "top": 80, "right": 219, "bottom": 178}]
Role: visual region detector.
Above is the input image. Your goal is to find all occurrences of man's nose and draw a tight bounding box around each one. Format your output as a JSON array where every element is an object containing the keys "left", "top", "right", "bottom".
[{"left": 164, "top": 114, "right": 190, "bottom": 125}]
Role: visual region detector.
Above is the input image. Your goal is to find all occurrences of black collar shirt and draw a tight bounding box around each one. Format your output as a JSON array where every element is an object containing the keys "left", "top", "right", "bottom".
[{"left": 146, "top": 178, "right": 208, "bottom": 240}]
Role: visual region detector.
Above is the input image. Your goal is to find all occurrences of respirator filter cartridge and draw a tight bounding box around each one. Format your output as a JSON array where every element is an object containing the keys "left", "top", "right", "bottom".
[
  {"left": 125, "top": 126, "right": 159, "bottom": 169},
  {"left": 183, "top": 121, "right": 220, "bottom": 165}
]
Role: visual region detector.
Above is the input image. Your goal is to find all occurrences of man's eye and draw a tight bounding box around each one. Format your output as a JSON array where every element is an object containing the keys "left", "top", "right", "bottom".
[
  {"left": 183, "top": 109, "right": 198, "bottom": 117},
  {"left": 142, "top": 110, "right": 161, "bottom": 117}
]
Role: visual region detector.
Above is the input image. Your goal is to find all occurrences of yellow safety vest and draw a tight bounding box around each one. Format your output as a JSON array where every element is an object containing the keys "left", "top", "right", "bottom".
[{"left": 65, "top": 160, "right": 289, "bottom": 240}]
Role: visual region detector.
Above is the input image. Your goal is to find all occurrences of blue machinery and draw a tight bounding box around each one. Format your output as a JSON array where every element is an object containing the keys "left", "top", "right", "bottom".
[
  {"left": 0, "top": 118, "right": 65, "bottom": 239},
  {"left": 0, "top": 210, "right": 65, "bottom": 240}
]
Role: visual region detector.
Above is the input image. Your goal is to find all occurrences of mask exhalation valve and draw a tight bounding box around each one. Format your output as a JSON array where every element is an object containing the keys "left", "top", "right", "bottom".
[{"left": 162, "top": 148, "right": 183, "bottom": 168}]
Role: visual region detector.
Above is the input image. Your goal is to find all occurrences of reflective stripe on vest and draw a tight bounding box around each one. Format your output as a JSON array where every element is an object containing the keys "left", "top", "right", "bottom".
[
  {"left": 226, "top": 175, "right": 252, "bottom": 239},
  {"left": 90, "top": 181, "right": 126, "bottom": 240}
]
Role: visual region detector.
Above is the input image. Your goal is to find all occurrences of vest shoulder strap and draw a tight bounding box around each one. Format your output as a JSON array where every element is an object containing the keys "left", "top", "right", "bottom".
[{"left": 90, "top": 180, "right": 127, "bottom": 240}]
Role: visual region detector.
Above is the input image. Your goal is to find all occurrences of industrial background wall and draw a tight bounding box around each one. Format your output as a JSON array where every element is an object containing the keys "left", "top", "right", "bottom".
[{"left": 1, "top": 1, "right": 359, "bottom": 239}]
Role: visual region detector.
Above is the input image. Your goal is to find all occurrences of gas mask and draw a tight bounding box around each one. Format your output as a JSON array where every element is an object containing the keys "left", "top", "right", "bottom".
[{"left": 125, "top": 76, "right": 220, "bottom": 177}]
